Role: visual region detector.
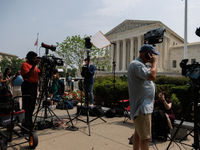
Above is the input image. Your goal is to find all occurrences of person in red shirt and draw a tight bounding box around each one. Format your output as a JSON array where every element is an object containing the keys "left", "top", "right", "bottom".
[{"left": 21, "top": 51, "right": 43, "bottom": 130}]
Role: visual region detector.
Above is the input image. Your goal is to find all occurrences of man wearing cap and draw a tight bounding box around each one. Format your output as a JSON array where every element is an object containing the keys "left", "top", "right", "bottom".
[
  {"left": 128, "top": 44, "right": 159, "bottom": 150},
  {"left": 81, "top": 58, "right": 95, "bottom": 107}
]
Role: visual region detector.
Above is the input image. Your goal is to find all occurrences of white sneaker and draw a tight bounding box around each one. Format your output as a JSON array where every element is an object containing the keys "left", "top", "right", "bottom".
[{"left": 168, "top": 134, "right": 171, "bottom": 139}]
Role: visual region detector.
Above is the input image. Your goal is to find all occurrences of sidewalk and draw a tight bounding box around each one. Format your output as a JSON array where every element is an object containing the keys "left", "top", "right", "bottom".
[{"left": 5, "top": 106, "right": 194, "bottom": 150}]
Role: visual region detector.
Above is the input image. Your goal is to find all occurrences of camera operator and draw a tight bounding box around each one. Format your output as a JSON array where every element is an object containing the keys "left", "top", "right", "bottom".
[
  {"left": 81, "top": 58, "right": 95, "bottom": 107},
  {"left": 21, "top": 51, "right": 43, "bottom": 130},
  {"left": 128, "top": 44, "right": 159, "bottom": 150}
]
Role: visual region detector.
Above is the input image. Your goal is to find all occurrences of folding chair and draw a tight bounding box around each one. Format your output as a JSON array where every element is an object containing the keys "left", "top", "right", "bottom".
[{"left": 118, "top": 99, "right": 131, "bottom": 123}]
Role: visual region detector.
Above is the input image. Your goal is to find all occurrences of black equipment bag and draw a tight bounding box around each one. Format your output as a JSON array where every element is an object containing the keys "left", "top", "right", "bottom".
[
  {"left": 0, "top": 93, "right": 12, "bottom": 103},
  {"left": 0, "top": 100, "right": 20, "bottom": 115},
  {"left": 105, "top": 108, "right": 116, "bottom": 118},
  {"left": 70, "top": 99, "right": 79, "bottom": 106},
  {"left": 152, "top": 110, "right": 169, "bottom": 140},
  {"left": 92, "top": 105, "right": 105, "bottom": 116},
  {"left": 115, "top": 108, "right": 125, "bottom": 116}
]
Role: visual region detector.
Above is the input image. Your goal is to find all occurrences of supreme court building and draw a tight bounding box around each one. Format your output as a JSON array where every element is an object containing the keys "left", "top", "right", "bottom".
[{"left": 104, "top": 20, "right": 200, "bottom": 76}]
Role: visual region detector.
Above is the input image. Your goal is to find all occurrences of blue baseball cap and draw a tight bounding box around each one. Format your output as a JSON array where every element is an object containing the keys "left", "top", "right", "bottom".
[{"left": 139, "top": 44, "right": 160, "bottom": 55}]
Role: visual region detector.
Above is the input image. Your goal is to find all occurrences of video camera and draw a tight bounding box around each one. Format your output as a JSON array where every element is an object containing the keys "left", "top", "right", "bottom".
[
  {"left": 39, "top": 42, "right": 63, "bottom": 71},
  {"left": 179, "top": 27, "right": 200, "bottom": 84},
  {"left": 144, "top": 27, "right": 166, "bottom": 46},
  {"left": 40, "top": 55, "right": 63, "bottom": 68}
]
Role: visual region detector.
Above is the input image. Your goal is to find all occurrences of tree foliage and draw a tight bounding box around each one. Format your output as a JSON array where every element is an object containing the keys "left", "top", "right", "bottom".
[
  {"left": 0, "top": 56, "right": 24, "bottom": 75},
  {"left": 55, "top": 35, "right": 111, "bottom": 74}
]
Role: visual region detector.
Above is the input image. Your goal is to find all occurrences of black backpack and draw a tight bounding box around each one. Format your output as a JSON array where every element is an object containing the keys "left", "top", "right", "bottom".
[
  {"left": 92, "top": 105, "right": 105, "bottom": 116},
  {"left": 105, "top": 108, "right": 116, "bottom": 118}
]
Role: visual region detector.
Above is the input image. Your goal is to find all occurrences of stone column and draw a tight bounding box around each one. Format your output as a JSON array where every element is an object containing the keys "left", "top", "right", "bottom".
[
  {"left": 137, "top": 36, "right": 142, "bottom": 57},
  {"left": 162, "top": 38, "right": 166, "bottom": 71},
  {"left": 159, "top": 43, "right": 163, "bottom": 71},
  {"left": 122, "top": 39, "right": 126, "bottom": 71},
  {"left": 155, "top": 45, "right": 160, "bottom": 71},
  {"left": 116, "top": 40, "right": 120, "bottom": 71},
  {"left": 130, "top": 37, "right": 134, "bottom": 63},
  {"left": 110, "top": 44, "right": 114, "bottom": 69},
  {"left": 167, "top": 38, "right": 170, "bottom": 71}
]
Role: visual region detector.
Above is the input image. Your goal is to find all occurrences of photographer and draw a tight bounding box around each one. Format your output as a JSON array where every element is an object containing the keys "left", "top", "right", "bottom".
[
  {"left": 81, "top": 58, "right": 95, "bottom": 107},
  {"left": 128, "top": 44, "right": 159, "bottom": 150},
  {"left": 21, "top": 51, "right": 43, "bottom": 130}
]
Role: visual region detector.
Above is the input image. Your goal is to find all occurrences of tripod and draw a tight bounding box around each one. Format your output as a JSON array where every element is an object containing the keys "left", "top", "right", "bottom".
[
  {"left": 33, "top": 70, "right": 61, "bottom": 125},
  {"left": 166, "top": 82, "right": 200, "bottom": 150},
  {"left": 69, "top": 50, "right": 106, "bottom": 136},
  {"left": 111, "top": 43, "right": 116, "bottom": 106}
]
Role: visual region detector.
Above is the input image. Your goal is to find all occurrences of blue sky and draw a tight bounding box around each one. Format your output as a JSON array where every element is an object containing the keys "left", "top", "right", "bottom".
[{"left": 0, "top": 0, "right": 200, "bottom": 58}]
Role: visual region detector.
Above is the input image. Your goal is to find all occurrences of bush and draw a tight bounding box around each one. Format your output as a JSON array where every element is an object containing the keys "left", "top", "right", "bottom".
[
  {"left": 155, "top": 75, "right": 191, "bottom": 86},
  {"left": 93, "top": 74, "right": 193, "bottom": 121},
  {"left": 94, "top": 75, "right": 122, "bottom": 84},
  {"left": 93, "top": 80, "right": 129, "bottom": 107},
  {"left": 171, "top": 93, "right": 182, "bottom": 119}
]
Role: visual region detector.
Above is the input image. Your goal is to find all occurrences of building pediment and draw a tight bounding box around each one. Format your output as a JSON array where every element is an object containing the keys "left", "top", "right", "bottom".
[{"left": 105, "top": 20, "right": 159, "bottom": 36}]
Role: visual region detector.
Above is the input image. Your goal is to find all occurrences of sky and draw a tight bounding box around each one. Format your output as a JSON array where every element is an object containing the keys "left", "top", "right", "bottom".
[{"left": 0, "top": 0, "right": 200, "bottom": 59}]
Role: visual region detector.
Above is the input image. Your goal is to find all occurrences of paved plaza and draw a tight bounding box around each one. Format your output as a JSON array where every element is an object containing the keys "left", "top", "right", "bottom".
[{"left": 2, "top": 106, "right": 196, "bottom": 150}]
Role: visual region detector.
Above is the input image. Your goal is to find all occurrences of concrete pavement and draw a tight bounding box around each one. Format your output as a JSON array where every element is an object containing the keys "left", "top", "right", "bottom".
[{"left": 3, "top": 106, "right": 195, "bottom": 150}]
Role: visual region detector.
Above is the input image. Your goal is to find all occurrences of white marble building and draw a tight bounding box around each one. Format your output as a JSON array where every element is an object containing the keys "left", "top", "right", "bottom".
[{"left": 103, "top": 20, "right": 200, "bottom": 76}]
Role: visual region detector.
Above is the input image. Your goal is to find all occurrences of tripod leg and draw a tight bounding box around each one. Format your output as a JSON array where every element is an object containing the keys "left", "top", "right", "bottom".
[
  {"left": 65, "top": 107, "right": 78, "bottom": 131},
  {"left": 166, "top": 102, "right": 194, "bottom": 150},
  {"left": 87, "top": 109, "right": 91, "bottom": 136}
]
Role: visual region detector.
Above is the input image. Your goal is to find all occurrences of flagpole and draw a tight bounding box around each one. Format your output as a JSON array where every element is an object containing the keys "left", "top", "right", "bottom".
[
  {"left": 36, "top": 33, "right": 39, "bottom": 55},
  {"left": 184, "top": 0, "right": 187, "bottom": 59}
]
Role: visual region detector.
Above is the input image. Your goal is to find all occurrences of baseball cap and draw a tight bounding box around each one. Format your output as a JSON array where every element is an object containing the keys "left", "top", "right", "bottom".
[{"left": 139, "top": 44, "right": 160, "bottom": 55}]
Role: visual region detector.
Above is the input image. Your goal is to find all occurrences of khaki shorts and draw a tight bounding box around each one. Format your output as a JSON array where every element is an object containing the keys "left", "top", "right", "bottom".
[{"left": 134, "top": 111, "right": 151, "bottom": 140}]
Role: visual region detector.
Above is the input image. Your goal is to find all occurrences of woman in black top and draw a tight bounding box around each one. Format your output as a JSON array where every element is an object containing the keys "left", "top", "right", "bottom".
[{"left": 154, "top": 91, "right": 175, "bottom": 129}]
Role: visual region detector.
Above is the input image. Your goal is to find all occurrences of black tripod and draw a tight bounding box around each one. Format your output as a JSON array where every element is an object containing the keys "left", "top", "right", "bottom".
[
  {"left": 69, "top": 50, "right": 106, "bottom": 136},
  {"left": 166, "top": 82, "right": 200, "bottom": 150},
  {"left": 111, "top": 43, "right": 116, "bottom": 106},
  {"left": 33, "top": 70, "right": 61, "bottom": 125}
]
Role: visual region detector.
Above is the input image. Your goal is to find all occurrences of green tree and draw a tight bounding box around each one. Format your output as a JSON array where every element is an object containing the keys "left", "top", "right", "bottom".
[
  {"left": 0, "top": 56, "right": 24, "bottom": 75},
  {"left": 55, "top": 35, "right": 111, "bottom": 73},
  {"left": 0, "top": 56, "right": 10, "bottom": 72},
  {"left": 67, "top": 68, "right": 77, "bottom": 77},
  {"left": 9, "top": 57, "right": 24, "bottom": 75}
]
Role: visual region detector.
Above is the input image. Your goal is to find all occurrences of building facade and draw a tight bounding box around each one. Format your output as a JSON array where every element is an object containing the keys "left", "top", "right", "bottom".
[{"left": 103, "top": 20, "right": 200, "bottom": 76}]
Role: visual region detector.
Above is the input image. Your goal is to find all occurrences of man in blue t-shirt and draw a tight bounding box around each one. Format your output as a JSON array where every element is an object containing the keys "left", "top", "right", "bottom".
[{"left": 128, "top": 44, "right": 159, "bottom": 150}]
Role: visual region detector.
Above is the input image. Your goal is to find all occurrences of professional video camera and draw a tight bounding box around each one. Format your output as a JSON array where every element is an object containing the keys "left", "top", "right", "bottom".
[
  {"left": 40, "top": 55, "right": 63, "bottom": 68},
  {"left": 144, "top": 27, "right": 166, "bottom": 46},
  {"left": 179, "top": 27, "right": 200, "bottom": 84},
  {"left": 39, "top": 42, "right": 63, "bottom": 71},
  {"left": 180, "top": 59, "right": 200, "bottom": 83}
]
